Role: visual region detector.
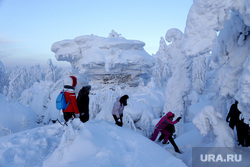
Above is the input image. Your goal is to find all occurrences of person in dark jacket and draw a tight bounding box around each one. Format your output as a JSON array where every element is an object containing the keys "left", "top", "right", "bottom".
[
  {"left": 247, "top": 125, "right": 250, "bottom": 147},
  {"left": 237, "top": 117, "right": 249, "bottom": 147},
  {"left": 77, "top": 85, "right": 91, "bottom": 123},
  {"left": 226, "top": 100, "right": 241, "bottom": 130}
]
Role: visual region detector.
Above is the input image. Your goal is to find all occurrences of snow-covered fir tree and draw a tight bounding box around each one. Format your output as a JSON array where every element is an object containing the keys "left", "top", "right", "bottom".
[
  {"left": 6, "top": 65, "right": 43, "bottom": 101},
  {"left": 163, "top": 28, "right": 192, "bottom": 135},
  {"left": 0, "top": 61, "right": 7, "bottom": 94},
  {"left": 152, "top": 37, "right": 171, "bottom": 88},
  {"left": 45, "top": 59, "right": 56, "bottom": 82}
]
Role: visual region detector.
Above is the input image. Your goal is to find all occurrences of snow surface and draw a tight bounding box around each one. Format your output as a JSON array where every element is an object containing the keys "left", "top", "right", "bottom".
[
  {"left": 0, "top": 94, "right": 37, "bottom": 137},
  {"left": 192, "top": 106, "right": 235, "bottom": 147},
  {"left": 0, "top": 119, "right": 187, "bottom": 167},
  {"left": 1, "top": 0, "right": 250, "bottom": 166}
]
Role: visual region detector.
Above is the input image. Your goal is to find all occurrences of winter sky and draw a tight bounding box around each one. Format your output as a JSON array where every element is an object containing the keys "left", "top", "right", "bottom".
[{"left": 0, "top": 0, "right": 192, "bottom": 67}]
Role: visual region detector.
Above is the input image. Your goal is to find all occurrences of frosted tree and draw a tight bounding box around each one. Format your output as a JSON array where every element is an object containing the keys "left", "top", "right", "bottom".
[
  {"left": 7, "top": 65, "right": 44, "bottom": 101},
  {"left": 163, "top": 28, "right": 192, "bottom": 135},
  {"left": 209, "top": 12, "right": 250, "bottom": 120},
  {"left": 180, "top": 1, "right": 235, "bottom": 118},
  {"left": 214, "top": 14, "right": 249, "bottom": 96},
  {"left": 54, "top": 67, "right": 63, "bottom": 82},
  {"left": 7, "top": 67, "right": 30, "bottom": 100},
  {"left": 28, "top": 64, "right": 43, "bottom": 83},
  {"left": 192, "top": 55, "right": 207, "bottom": 94},
  {"left": 0, "top": 61, "right": 6, "bottom": 94},
  {"left": 44, "top": 58, "right": 63, "bottom": 83},
  {"left": 156, "top": 37, "right": 168, "bottom": 56},
  {"left": 0, "top": 61, "right": 4, "bottom": 77},
  {"left": 152, "top": 37, "right": 171, "bottom": 88},
  {"left": 193, "top": 106, "right": 234, "bottom": 147},
  {"left": 183, "top": 0, "right": 232, "bottom": 57},
  {"left": 165, "top": 28, "right": 188, "bottom": 74},
  {"left": 45, "top": 59, "right": 56, "bottom": 82},
  {"left": 235, "top": 55, "right": 250, "bottom": 123}
]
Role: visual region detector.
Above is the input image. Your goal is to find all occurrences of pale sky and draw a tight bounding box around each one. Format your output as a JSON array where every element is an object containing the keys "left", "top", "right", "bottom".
[{"left": 0, "top": 0, "right": 192, "bottom": 67}]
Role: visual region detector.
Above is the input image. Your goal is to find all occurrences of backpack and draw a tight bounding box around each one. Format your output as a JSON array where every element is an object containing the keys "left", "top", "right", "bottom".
[
  {"left": 56, "top": 89, "right": 71, "bottom": 110},
  {"left": 165, "top": 124, "right": 175, "bottom": 134}
]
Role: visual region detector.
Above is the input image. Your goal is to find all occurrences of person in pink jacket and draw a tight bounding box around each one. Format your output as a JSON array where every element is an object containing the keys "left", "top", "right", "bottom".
[
  {"left": 112, "top": 95, "right": 129, "bottom": 127},
  {"left": 150, "top": 111, "right": 181, "bottom": 144}
]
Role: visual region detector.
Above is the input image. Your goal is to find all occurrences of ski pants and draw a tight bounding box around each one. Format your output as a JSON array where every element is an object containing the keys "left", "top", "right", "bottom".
[
  {"left": 63, "top": 112, "right": 75, "bottom": 122},
  {"left": 80, "top": 113, "right": 89, "bottom": 123},
  {"left": 150, "top": 128, "right": 170, "bottom": 143},
  {"left": 158, "top": 133, "right": 180, "bottom": 152},
  {"left": 113, "top": 114, "right": 123, "bottom": 127}
]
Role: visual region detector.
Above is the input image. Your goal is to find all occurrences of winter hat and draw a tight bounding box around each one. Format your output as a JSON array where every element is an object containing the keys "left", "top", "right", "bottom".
[
  {"left": 166, "top": 111, "right": 175, "bottom": 118},
  {"left": 122, "top": 95, "right": 129, "bottom": 99},
  {"left": 63, "top": 76, "right": 77, "bottom": 87},
  {"left": 120, "top": 95, "right": 129, "bottom": 106},
  {"left": 70, "top": 76, "right": 77, "bottom": 87},
  {"left": 84, "top": 85, "right": 91, "bottom": 91}
]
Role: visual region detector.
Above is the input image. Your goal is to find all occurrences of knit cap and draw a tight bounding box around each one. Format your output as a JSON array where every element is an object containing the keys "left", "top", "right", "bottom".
[{"left": 63, "top": 76, "right": 77, "bottom": 87}]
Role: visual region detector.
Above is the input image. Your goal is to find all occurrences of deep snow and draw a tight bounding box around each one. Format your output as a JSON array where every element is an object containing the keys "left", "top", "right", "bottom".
[
  {"left": 0, "top": 119, "right": 187, "bottom": 167},
  {"left": 1, "top": 0, "right": 250, "bottom": 167}
]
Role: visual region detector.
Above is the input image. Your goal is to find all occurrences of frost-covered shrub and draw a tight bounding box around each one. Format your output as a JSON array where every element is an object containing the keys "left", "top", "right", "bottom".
[
  {"left": 6, "top": 65, "right": 44, "bottom": 100},
  {"left": 193, "top": 106, "right": 234, "bottom": 147}
]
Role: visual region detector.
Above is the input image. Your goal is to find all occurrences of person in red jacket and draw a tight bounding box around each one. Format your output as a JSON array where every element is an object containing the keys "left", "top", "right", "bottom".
[
  {"left": 150, "top": 111, "right": 181, "bottom": 144},
  {"left": 62, "top": 76, "right": 79, "bottom": 122}
]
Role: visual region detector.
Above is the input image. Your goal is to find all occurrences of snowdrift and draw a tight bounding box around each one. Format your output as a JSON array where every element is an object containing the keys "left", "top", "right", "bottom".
[
  {"left": 0, "top": 94, "right": 37, "bottom": 137},
  {"left": 0, "top": 119, "right": 187, "bottom": 167}
]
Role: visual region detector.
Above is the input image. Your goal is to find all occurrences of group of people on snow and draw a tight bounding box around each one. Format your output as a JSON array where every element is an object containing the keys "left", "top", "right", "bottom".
[
  {"left": 60, "top": 76, "right": 91, "bottom": 123},
  {"left": 226, "top": 100, "right": 250, "bottom": 147},
  {"left": 59, "top": 75, "right": 129, "bottom": 127},
  {"left": 59, "top": 76, "right": 250, "bottom": 154},
  {"left": 59, "top": 75, "right": 182, "bottom": 153}
]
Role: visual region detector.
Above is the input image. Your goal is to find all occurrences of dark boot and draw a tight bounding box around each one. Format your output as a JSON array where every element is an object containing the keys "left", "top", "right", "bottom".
[
  {"left": 175, "top": 148, "right": 182, "bottom": 154},
  {"left": 169, "top": 135, "right": 181, "bottom": 153}
]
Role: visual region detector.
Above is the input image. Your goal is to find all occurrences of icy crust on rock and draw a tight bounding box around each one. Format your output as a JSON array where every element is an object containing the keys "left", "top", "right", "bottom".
[{"left": 51, "top": 34, "right": 155, "bottom": 76}]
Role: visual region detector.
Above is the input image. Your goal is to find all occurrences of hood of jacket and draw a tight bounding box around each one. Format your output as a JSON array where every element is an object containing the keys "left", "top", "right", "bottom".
[{"left": 166, "top": 111, "right": 175, "bottom": 118}]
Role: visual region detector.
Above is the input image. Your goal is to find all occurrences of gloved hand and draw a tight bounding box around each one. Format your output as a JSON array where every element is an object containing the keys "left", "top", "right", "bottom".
[
  {"left": 75, "top": 113, "right": 80, "bottom": 118},
  {"left": 176, "top": 116, "right": 182, "bottom": 122}
]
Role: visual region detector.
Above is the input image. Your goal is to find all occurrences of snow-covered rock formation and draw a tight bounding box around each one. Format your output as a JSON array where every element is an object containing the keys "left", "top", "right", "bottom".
[
  {"left": 51, "top": 31, "right": 155, "bottom": 86},
  {"left": 50, "top": 31, "right": 161, "bottom": 136}
]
